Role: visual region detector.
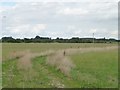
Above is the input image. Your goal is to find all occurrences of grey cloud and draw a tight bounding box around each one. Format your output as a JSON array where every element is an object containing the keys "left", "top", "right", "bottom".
[{"left": 1, "top": 1, "right": 118, "bottom": 39}]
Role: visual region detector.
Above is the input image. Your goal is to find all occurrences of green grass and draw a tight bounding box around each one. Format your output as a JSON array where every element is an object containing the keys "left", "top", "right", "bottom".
[
  {"left": 2, "top": 56, "right": 79, "bottom": 88},
  {"left": 70, "top": 49, "right": 118, "bottom": 88},
  {"left": 2, "top": 43, "right": 118, "bottom": 88},
  {"left": 2, "top": 43, "right": 116, "bottom": 60}
]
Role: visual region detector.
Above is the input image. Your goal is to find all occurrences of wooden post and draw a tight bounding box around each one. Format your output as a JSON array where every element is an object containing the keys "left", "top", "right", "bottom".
[{"left": 63, "top": 51, "right": 66, "bottom": 56}]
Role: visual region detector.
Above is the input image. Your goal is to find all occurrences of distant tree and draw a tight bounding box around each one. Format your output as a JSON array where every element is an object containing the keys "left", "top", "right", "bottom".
[
  {"left": 2, "top": 37, "right": 15, "bottom": 43},
  {"left": 1, "top": 36, "right": 118, "bottom": 43},
  {"left": 35, "top": 36, "right": 41, "bottom": 39}
]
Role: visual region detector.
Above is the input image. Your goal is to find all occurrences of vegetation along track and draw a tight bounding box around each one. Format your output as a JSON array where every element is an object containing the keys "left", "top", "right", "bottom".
[{"left": 2, "top": 46, "right": 118, "bottom": 88}]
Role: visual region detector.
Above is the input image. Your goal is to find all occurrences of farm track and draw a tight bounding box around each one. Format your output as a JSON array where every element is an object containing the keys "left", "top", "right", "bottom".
[
  {"left": 9, "top": 50, "right": 65, "bottom": 87},
  {"left": 10, "top": 46, "right": 118, "bottom": 60},
  {"left": 8, "top": 46, "right": 117, "bottom": 76},
  {"left": 8, "top": 46, "right": 117, "bottom": 71},
  {"left": 2, "top": 45, "right": 118, "bottom": 88},
  {"left": 33, "top": 59, "right": 65, "bottom": 88}
]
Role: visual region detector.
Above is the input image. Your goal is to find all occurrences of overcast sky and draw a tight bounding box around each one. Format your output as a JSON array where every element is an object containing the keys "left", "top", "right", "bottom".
[{"left": 0, "top": 0, "right": 119, "bottom": 39}]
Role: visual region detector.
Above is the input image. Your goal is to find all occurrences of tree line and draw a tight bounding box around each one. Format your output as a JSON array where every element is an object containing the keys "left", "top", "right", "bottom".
[{"left": 0, "top": 36, "right": 119, "bottom": 43}]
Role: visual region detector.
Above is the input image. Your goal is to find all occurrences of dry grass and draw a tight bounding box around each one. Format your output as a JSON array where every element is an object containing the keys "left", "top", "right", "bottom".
[
  {"left": 46, "top": 46, "right": 117, "bottom": 76},
  {"left": 65, "top": 46, "right": 118, "bottom": 56},
  {"left": 46, "top": 51, "right": 75, "bottom": 76},
  {"left": 8, "top": 46, "right": 117, "bottom": 76},
  {"left": 16, "top": 50, "right": 39, "bottom": 84},
  {"left": 17, "top": 51, "right": 32, "bottom": 70},
  {"left": 9, "top": 50, "right": 28, "bottom": 60},
  {"left": 11, "top": 50, "right": 55, "bottom": 70},
  {"left": 0, "top": 44, "right": 2, "bottom": 62}
]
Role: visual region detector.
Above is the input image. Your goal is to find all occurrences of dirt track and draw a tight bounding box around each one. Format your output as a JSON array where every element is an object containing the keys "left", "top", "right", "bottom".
[{"left": 9, "top": 46, "right": 117, "bottom": 75}]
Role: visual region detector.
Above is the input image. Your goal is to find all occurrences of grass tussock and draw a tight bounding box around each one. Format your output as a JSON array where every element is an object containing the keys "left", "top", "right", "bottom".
[
  {"left": 46, "top": 51, "right": 75, "bottom": 76},
  {"left": 17, "top": 50, "right": 32, "bottom": 70},
  {"left": 12, "top": 50, "right": 54, "bottom": 70},
  {"left": 17, "top": 54, "right": 32, "bottom": 70},
  {"left": 46, "top": 46, "right": 117, "bottom": 76},
  {"left": 9, "top": 51, "right": 26, "bottom": 60}
]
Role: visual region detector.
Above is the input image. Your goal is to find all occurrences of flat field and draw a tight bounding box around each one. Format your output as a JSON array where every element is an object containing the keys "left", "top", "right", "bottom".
[{"left": 2, "top": 43, "right": 118, "bottom": 88}]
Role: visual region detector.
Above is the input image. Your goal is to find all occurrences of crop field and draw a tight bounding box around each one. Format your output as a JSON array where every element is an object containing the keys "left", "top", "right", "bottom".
[{"left": 2, "top": 43, "right": 118, "bottom": 88}]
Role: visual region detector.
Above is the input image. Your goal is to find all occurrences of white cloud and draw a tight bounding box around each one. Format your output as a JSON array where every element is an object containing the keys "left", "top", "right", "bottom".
[
  {"left": 32, "top": 24, "right": 47, "bottom": 33},
  {"left": 68, "top": 25, "right": 76, "bottom": 30},
  {"left": 9, "top": 24, "right": 30, "bottom": 34},
  {"left": 4, "top": 24, "right": 47, "bottom": 38},
  {"left": 31, "top": 2, "right": 38, "bottom": 6},
  {"left": 57, "top": 7, "right": 88, "bottom": 15},
  {"left": 0, "top": 3, "right": 19, "bottom": 14},
  {"left": 88, "top": 28, "right": 118, "bottom": 39},
  {"left": 1, "top": 0, "right": 119, "bottom": 3},
  {"left": 0, "top": 7, "right": 4, "bottom": 13},
  {"left": 87, "top": 2, "right": 118, "bottom": 20},
  {"left": 89, "top": 29, "right": 97, "bottom": 33},
  {"left": 110, "top": 30, "right": 118, "bottom": 37},
  {"left": 1, "top": 2, "right": 118, "bottom": 39}
]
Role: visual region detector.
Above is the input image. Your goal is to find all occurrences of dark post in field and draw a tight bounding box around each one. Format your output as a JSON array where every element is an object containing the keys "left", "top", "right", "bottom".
[{"left": 93, "top": 33, "right": 94, "bottom": 43}]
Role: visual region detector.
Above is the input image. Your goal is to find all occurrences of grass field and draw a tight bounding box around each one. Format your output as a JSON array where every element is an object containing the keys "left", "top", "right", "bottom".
[{"left": 2, "top": 43, "right": 118, "bottom": 88}]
